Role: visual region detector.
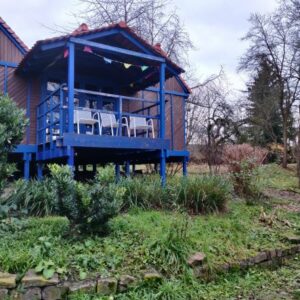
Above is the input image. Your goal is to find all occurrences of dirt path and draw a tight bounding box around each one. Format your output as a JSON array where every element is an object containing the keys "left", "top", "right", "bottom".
[{"left": 264, "top": 188, "right": 300, "bottom": 213}]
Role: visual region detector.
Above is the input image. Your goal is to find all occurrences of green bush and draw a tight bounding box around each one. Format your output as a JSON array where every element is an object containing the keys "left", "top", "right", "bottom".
[
  {"left": 119, "top": 176, "right": 169, "bottom": 210},
  {"left": 0, "top": 94, "right": 27, "bottom": 192},
  {"left": 173, "top": 176, "right": 232, "bottom": 214},
  {"left": 118, "top": 173, "right": 231, "bottom": 214},
  {"left": 4, "top": 179, "right": 57, "bottom": 216},
  {"left": 49, "top": 164, "right": 121, "bottom": 234}
]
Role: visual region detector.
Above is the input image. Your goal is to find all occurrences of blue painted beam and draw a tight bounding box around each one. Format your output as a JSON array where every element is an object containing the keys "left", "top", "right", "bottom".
[
  {"left": 14, "top": 144, "right": 37, "bottom": 153},
  {"left": 63, "top": 133, "right": 170, "bottom": 150},
  {"left": 36, "top": 147, "right": 69, "bottom": 161},
  {"left": 166, "top": 150, "right": 189, "bottom": 158},
  {"left": 0, "top": 61, "right": 18, "bottom": 68},
  {"left": 159, "top": 63, "right": 166, "bottom": 139},
  {"left": 40, "top": 29, "right": 120, "bottom": 51},
  {"left": 70, "top": 37, "right": 165, "bottom": 63},
  {"left": 41, "top": 41, "right": 66, "bottom": 51},
  {"left": 67, "top": 42, "right": 75, "bottom": 133},
  {"left": 84, "top": 29, "right": 120, "bottom": 41}
]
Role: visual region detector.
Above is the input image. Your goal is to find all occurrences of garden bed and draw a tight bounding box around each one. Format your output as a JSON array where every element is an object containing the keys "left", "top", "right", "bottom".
[{"left": 1, "top": 164, "right": 300, "bottom": 299}]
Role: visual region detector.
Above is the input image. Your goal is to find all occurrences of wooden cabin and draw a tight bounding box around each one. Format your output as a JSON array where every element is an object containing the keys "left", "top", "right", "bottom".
[{"left": 0, "top": 18, "right": 190, "bottom": 184}]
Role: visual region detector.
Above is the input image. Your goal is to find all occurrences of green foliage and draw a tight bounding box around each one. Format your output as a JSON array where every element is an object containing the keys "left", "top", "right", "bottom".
[
  {"left": 0, "top": 94, "right": 27, "bottom": 192},
  {"left": 174, "top": 176, "right": 232, "bottom": 214},
  {"left": 4, "top": 179, "right": 57, "bottom": 216},
  {"left": 49, "top": 164, "right": 121, "bottom": 234},
  {"left": 119, "top": 176, "right": 169, "bottom": 210},
  {"left": 245, "top": 58, "right": 283, "bottom": 147},
  {"left": 231, "top": 160, "right": 263, "bottom": 204},
  {"left": 146, "top": 216, "right": 192, "bottom": 275},
  {"left": 118, "top": 174, "right": 231, "bottom": 214}
]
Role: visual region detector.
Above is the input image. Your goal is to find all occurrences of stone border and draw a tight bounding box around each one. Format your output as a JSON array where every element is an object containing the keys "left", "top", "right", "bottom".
[
  {"left": 193, "top": 244, "right": 300, "bottom": 279},
  {"left": 0, "top": 245, "right": 299, "bottom": 299}
]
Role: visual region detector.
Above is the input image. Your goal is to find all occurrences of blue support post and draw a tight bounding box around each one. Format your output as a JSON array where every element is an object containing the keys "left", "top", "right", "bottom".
[
  {"left": 23, "top": 153, "right": 31, "bottom": 180},
  {"left": 159, "top": 63, "right": 166, "bottom": 139},
  {"left": 67, "top": 42, "right": 75, "bottom": 134},
  {"left": 37, "top": 163, "right": 43, "bottom": 180},
  {"left": 118, "top": 97, "right": 122, "bottom": 136},
  {"left": 160, "top": 150, "right": 166, "bottom": 186},
  {"left": 183, "top": 157, "right": 188, "bottom": 176},
  {"left": 159, "top": 63, "right": 166, "bottom": 186},
  {"left": 115, "top": 164, "right": 120, "bottom": 182},
  {"left": 125, "top": 161, "right": 130, "bottom": 177},
  {"left": 67, "top": 146, "right": 74, "bottom": 171}
]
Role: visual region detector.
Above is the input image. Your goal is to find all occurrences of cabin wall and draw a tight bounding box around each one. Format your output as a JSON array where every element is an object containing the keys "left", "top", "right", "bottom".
[
  {"left": 0, "top": 30, "right": 24, "bottom": 63},
  {"left": 5, "top": 73, "right": 40, "bottom": 145},
  {"left": 128, "top": 76, "right": 186, "bottom": 150},
  {"left": 0, "top": 28, "right": 39, "bottom": 145}
]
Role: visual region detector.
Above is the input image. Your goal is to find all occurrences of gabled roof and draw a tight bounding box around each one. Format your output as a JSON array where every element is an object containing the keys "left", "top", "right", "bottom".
[
  {"left": 18, "top": 21, "right": 184, "bottom": 74},
  {"left": 0, "top": 17, "right": 28, "bottom": 55},
  {"left": 16, "top": 21, "right": 191, "bottom": 94}
]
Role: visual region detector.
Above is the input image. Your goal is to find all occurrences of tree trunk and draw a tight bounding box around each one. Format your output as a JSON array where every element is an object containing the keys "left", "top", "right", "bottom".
[
  {"left": 297, "top": 106, "right": 300, "bottom": 187},
  {"left": 282, "top": 117, "right": 288, "bottom": 168}
]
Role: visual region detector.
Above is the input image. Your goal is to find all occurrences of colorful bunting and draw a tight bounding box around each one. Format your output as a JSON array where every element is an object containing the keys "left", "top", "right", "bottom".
[
  {"left": 141, "top": 66, "right": 148, "bottom": 72},
  {"left": 63, "top": 49, "right": 69, "bottom": 58},
  {"left": 124, "top": 63, "right": 132, "bottom": 69},
  {"left": 103, "top": 57, "right": 112, "bottom": 64},
  {"left": 83, "top": 46, "right": 93, "bottom": 53}
]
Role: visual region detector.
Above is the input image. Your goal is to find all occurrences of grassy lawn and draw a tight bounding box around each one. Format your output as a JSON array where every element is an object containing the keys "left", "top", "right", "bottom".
[{"left": 1, "top": 163, "right": 300, "bottom": 299}]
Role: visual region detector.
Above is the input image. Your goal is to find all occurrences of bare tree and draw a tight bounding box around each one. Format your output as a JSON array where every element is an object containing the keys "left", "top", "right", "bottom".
[
  {"left": 239, "top": 0, "right": 300, "bottom": 168},
  {"left": 76, "top": 0, "right": 193, "bottom": 66},
  {"left": 186, "top": 70, "right": 240, "bottom": 173}
]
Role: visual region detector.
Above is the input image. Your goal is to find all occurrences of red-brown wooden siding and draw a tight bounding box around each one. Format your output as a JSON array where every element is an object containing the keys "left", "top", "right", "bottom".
[
  {"left": 129, "top": 77, "right": 185, "bottom": 150},
  {"left": 0, "top": 28, "right": 40, "bottom": 145},
  {"left": 0, "top": 30, "right": 24, "bottom": 63}
]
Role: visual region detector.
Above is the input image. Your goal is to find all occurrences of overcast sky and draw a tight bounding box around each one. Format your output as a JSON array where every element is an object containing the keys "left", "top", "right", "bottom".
[{"left": 2, "top": 0, "right": 278, "bottom": 92}]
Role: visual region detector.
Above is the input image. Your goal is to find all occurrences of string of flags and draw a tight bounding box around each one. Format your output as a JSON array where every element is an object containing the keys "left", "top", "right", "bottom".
[{"left": 63, "top": 45, "right": 150, "bottom": 73}]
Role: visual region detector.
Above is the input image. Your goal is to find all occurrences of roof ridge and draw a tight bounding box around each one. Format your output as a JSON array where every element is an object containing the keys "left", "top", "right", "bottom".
[{"left": 0, "top": 16, "right": 29, "bottom": 53}]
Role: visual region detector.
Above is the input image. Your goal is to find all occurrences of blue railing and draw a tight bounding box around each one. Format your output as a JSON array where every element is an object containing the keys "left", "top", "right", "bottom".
[
  {"left": 36, "top": 84, "right": 66, "bottom": 146},
  {"left": 37, "top": 85, "right": 161, "bottom": 145}
]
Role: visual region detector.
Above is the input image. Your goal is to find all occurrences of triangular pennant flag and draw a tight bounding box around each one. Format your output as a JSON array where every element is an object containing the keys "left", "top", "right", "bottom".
[
  {"left": 141, "top": 66, "right": 148, "bottom": 72},
  {"left": 63, "top": 49, "right": 69, "bottom": 58},
  {"left": 124, "top": 63, "right": 132, "bottom": 69},
  {"left": 103, "top": 57, "right": 112, "bottom": 64},
  {"left": 83, "top": 46, "right": 93, "bottom": 53}
]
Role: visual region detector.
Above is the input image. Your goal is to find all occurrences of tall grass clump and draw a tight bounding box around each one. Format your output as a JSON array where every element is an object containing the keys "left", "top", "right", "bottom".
[
  {"left": 118, "top": 174, "right": 232, "bottom": 214},
  {"left": 146, "top": 216, "right": 192, "bottom": 275},
  {"left": 173, "top": 176, "right": 232, "bottom": 214},
  {"left": 4, "top": 179, "right": 57, "bottom": 216},
  {"left": 119, "top": 176, "right": 170, "bottom": 210}
]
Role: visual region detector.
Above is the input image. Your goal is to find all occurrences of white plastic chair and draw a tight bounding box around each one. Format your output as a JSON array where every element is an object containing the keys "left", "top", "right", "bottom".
[
  {"left": 98, "top": 112, "right": 130, "bottom": 136},
  {"left": 74, "top": 109, "right": 100, "bottom": 134},
  {"left": 129, "top": 116, "right": 155, "bottom": 138}
]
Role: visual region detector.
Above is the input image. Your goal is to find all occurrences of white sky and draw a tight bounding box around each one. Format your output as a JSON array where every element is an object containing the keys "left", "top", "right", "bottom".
[{"left": 1, "top": 0, "right": 278, "bottom": 92}]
